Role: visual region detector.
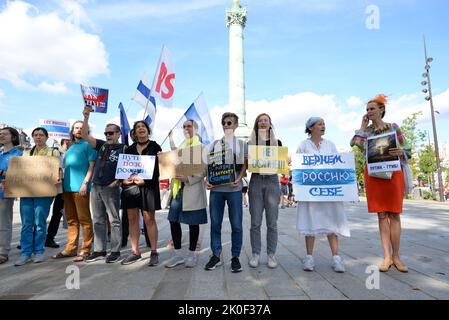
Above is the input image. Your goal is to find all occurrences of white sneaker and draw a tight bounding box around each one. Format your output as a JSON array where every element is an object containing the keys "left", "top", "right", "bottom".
[
  {"left": 14, "top": 255, "right": 32, "bottom": 266},
  {"left": 303, "top": 255, "right": 315, "bottom": 271},
  {"left": 249, "top": 253, "right": 259, "bottom": 268},
  {"left": 267, "top": 254, "right": 278, "bottom": 269},
  {"left": 332, "top": 255, "right": 345, "bottom": 273},
  {"left": 33, "top": 253, "right": 45, "bottom": 263},
  {"left": 165, "top": 254, "right": 185, "bottom": 268},
  {"left": 185, "top": 252, "right": 197, "bottom": 268}
]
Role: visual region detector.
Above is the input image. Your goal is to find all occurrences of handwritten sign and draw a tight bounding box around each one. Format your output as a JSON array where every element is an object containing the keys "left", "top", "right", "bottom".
[
  {"left": 248, "top": 146, "right": 289, "bottom": 174},
  {"left": 4, "top": 156, "right": 60, "bottom": 197},
  {"left": 115, "top": 154, "right": 156, "bottom": 180},
  {"left": 366, "top": 132, "right": 401, "bottom": 174},
  {"left": 207, "top": 149, "right": 235, "bottom": 186},
  {"left": 158, "top": 145, "right": 205, "bottom": 179},
  {"left": 292, "top": 153, "right": 358, "bottom": 202}
]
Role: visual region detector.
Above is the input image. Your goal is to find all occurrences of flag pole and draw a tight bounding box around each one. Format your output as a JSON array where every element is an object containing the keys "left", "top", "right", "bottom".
[
  {"left": 143, "top": 46, "right": 165, "bottom": 123},
  {"left": 160, "top": 93, "right": 203, "bottom": 147}
]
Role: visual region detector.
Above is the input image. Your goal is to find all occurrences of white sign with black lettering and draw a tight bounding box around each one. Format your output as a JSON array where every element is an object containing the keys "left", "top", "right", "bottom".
[{"left": 115, "top": 154, "right": 155, "bottom": 180}]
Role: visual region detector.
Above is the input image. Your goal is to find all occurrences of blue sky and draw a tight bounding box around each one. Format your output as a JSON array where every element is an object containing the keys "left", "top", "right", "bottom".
[{"left": 1, "top": 0, "right": 448, "bottom": 156}]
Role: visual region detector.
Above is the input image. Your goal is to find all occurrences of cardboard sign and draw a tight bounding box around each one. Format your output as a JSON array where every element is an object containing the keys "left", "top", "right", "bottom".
[
  {"left": 207, "top": 148, "right": 235, "bottom": 186},
  {"left": 292, "top": 153, "right": 358, "bottom": 202},
  {"left": 248, "top": 146, "right": 289, "bottom": 174},
  {"left": 366, "top": 132, "right": 401, "bottom": 174},
  {"left": 158, "top": 145, "right": 205, "bottom": 179},
  {"left": 115, "top": 154, "right": 156, "bottom": 180},
  {"left": 4, "top": 156, "right": 60, "bottom": 198}
]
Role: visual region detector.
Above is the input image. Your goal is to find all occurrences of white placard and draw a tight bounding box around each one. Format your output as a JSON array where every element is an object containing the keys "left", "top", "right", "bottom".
[
  {"left": 366, "top": 132, "right": 401, "bottom": 174},
  {"left": 115, "top": 154, "right": 156, "bottom": 180},
  {"left": 291, "top": 152, "right": 358, "bottom": 202}
]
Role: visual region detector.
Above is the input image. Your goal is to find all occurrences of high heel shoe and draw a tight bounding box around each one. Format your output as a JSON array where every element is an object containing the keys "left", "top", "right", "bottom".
[
  {"left": 393, "top": 258, "right": 409, "bottom": 273},
  {"left": 379, "top": 259, "right": 393, "bottom": 272}
]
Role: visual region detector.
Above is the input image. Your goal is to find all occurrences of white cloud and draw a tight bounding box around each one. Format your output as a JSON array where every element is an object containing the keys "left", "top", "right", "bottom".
[
  {"left": 37, "top": 82, "right": 69, "bottom": 94},
  {"left": 58, "top": 0, "right": 96, "bottom": 30},
  {"left": 0, "top": 1, "right": 108, "bottom": 92},
  {"left": 346, "top": 96, "right": 362, "bottom": 108},
  {"left": 97, "top": 89, "right": 449, "bottom": 152}
]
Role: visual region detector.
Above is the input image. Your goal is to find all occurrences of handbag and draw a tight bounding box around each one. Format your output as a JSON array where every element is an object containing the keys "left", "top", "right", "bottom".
[
  {"left": 122, "top": 184, "right": 140, "bottom": 198},
  {"left": 402, "top": 155, "right": 413, "bottom": 195}
]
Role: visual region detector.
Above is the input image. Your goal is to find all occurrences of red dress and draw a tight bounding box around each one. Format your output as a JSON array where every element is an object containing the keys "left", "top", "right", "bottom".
[{"left": 364, "top": 166, "right": 404, "bottom": 214}]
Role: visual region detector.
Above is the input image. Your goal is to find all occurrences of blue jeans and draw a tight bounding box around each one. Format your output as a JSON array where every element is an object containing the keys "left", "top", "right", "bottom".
[
  {"left": 20, "top": 197, "right": 53, "bottom": 256},
  {"left": 209, "top": 191, "right": 243, "bottom": 258}
]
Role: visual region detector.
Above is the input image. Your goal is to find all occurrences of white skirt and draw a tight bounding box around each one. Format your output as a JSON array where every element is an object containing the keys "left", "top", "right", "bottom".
[{"left": 296, "top": 202, "right": 350, "bottom": 237}]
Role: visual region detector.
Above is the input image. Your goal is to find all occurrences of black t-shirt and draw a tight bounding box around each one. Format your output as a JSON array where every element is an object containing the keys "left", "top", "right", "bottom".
[
  {"left": 92, "top": 139, "right": 127, "bottom": 186},
  {"left": 125, "top": 141, "right": 161, "bottom": 187}
]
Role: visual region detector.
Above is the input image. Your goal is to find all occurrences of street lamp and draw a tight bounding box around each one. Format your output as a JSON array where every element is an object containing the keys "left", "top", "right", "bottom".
[{"left": 421, "top": 36, "right": 445, "bottom": 202}]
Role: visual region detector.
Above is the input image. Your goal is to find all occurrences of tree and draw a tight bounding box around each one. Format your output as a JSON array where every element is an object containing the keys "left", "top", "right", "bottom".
[
  {"left": 400, "top": 112, "right": 426, "bottom": 177},
  {"left": 418, "top": 145, "right": 436, "bottom": 186},
  {"left": 352, "top": 146, "right": 365, "bottom": 191}
]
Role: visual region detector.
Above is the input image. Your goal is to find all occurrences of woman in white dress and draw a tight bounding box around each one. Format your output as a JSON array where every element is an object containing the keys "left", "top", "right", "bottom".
[{"left": 296, "top": 117, "right": 350, "bottom": 273}]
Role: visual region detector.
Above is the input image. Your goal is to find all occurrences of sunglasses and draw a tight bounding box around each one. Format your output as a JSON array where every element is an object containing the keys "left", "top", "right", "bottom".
[
  {"left": 222, "top": 121, "right": 233, "bottom": 126},
  {"left": 183, "top": 125, "right": 193, "bottom": 129},
  {"left": 104, "top": 131, "right": 118, "bottom": 136}
]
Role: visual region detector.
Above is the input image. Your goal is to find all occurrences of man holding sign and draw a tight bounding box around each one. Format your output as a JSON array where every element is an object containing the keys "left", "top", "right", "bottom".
[
  {"left": 205, "top": 113, "right": 247, "bottom": 273},
  {"left": 81, "top": 106, "right": 126, "bottom": 264}
]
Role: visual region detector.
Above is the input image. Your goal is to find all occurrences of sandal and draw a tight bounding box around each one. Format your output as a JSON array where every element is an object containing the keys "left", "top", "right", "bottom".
[
  {"left": 73, "top": 253, "right": 88, "bottom": 262},
  {"left": 0, "top": 255, "right": 8, "bottom": 264},
  {"left": 52, "top": 251, "right": 76, "bottom": 259}
]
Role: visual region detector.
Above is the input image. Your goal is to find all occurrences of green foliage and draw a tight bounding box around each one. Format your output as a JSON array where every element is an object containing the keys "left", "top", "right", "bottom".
[
  {"left": 352, "top": 146, "right": 365, "bottom": 191},
  {"left": 419, "top": 145, "right": 436, "bottom": 175},
  {"left": 400, "top": 112, "right": 425, "bottom": 177},
  {"left": 422, "top": 190, "right": 437, "bottom": 200}
]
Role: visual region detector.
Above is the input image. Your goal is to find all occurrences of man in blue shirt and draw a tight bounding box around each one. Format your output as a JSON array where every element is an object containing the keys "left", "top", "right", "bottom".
[
  {"left": 0, "top": 127, "right": 23, "bottom": 264},
  {"left": 52, "top": 121, "right": 97, "bottom": 262}
]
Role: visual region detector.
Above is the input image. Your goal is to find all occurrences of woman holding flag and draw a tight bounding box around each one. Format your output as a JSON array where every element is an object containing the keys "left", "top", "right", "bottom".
[{"left": 165, "top": 120, "right": 207, "bottom": 268}]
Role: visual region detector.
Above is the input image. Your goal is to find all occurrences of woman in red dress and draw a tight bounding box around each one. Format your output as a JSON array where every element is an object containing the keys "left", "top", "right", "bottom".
[{"left": 351, "top": 94, "right": 410, "bottom": 273}]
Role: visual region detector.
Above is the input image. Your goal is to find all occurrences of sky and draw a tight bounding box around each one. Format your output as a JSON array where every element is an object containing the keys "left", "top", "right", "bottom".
[{"left": 1, "top": 0, "right": 449, "bottom": 155}]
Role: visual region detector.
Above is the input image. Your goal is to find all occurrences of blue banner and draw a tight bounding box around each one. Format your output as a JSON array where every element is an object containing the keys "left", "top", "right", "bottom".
[{"left": 293, "top": 169, "right": 356, "bottom": 186}]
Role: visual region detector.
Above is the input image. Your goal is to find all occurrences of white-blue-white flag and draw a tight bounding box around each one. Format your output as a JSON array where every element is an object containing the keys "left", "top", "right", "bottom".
[
  {"left": 180, "top": 94, "right": 214, "bottom": 145},
  {"left": 133, "top": 78, "right": 157, "bottom": 129}
]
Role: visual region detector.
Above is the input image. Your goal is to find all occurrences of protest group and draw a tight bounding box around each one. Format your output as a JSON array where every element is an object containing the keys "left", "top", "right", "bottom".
[{"left": 0, "top": 47, "right": 411, "bottom": 274}]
